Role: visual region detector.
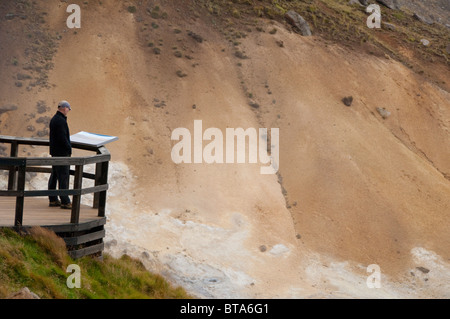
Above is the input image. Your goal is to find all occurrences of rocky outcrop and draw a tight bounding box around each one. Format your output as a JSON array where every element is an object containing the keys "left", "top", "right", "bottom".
[
  {"left": 285, "top": 10, "right": 312, "bottom": 36},
  {"left": 413, "top": 13, "right": 434, "bottom": 25},
  {"left": 376, "top": 0, "right": 399, "bottom": 10},
  {"left": 6, "top": 287, "right": 40, "bottom": 299}
]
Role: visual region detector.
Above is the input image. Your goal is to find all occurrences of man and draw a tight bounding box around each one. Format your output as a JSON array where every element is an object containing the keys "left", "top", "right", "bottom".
[{"left": 48, "top": 100, "right": 72, "bottom": 209}]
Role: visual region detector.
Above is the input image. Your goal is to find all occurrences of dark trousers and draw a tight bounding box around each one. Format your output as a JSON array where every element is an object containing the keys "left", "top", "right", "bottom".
[{"left": 48, "top": 164, "right": 71, "bottom": 204}]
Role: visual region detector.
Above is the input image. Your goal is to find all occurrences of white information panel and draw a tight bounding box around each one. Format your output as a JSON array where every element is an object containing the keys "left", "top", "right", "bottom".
[{"left": 70, "top": 131, "right": 118, "bottom": 147}]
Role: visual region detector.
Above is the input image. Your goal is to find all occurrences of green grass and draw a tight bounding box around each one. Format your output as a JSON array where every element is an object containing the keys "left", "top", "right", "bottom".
[{"left": 0, "top": 227, "right": 191, "bottom": 299}]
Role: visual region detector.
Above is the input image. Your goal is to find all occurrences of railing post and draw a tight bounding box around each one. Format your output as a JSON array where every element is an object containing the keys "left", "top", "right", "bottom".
[
  {"left": 14, "top": 160, "right": 26, "bottom": 227},
  {"left": 93, "top": 162, "right": 102, "bottom": 209},
  {"left": 8, "top": 141, "right": 18, "bottom": 190},
  {"left": 70, "top": 165, "right": 83, "bottom": 224},
  {"left": 97, "top": 161, "right": 108, "bottom": 217}
]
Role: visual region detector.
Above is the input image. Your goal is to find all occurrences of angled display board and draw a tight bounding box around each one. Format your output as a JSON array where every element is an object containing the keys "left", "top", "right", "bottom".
[{"left": 70, "top": 131, "right": 118, "bottom": 147}]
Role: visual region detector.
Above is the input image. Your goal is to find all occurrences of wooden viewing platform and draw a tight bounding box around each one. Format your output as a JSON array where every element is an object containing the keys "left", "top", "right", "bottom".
[{"left": 0, "top": 135, "right": 110, "bottom": 259}]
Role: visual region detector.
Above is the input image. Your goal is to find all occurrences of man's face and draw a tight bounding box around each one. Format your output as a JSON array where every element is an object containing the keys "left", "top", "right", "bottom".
[{"left": 59, "top": 106, "right": 71, "bottom": 116}]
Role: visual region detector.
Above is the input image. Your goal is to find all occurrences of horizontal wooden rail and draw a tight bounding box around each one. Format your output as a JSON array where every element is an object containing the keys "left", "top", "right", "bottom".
[{"left": 0, "top": 135, "right": 110, "bottom": 227}]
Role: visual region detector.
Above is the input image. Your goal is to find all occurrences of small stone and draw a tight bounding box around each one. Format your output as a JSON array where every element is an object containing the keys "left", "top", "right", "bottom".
[
  {"left": 259, "top": 245, "right": 267, "bottom": 252},
  {"left": 420, "top": 39, "right": 430, "bottom": 46},
  {"left": 383, "top": 22, "right": 396, "bottom": 30},
  {"left": 234, "top": 50, "right": 248, "bottom": 59},
  {"left": 416, "top": 266, "right": 430, "bottom": 274},
  {"left": 376, "top": 107, "right": 391, "bottom": 119},
  {"left": 176, "top": 70, "right": 187, "bottom": 78},
  {"left": 342, "top": 96, "right": 353, "bottom": 107},
  {"left": 5, "top": 13, "right": 16, "bottom": 20},
  {"left": 249, "top": 100, "right": 260, "bottom": 109}
]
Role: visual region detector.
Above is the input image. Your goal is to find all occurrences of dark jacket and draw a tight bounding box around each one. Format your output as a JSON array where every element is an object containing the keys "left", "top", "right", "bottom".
[{"left": 49, "top": 111, "right": 71, "bottom": 156}]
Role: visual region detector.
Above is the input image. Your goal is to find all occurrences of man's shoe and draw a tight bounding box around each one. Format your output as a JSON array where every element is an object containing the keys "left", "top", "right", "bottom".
[
  {"left": 49, "top": 201, "right": 61, "bottom": 207},
  {"left": 61, "top": 203, "right": 72, "bottom": 209}
]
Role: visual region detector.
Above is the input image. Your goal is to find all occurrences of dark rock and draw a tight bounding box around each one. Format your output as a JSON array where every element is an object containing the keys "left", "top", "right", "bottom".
[
  {"left": 416, "top": 266, "right": 430, "bottom": 274},
  {"left": 285, "top": 10, "right": 312, "bottom": 36},
  {"left": 376, "top": 0, "right": 399, "bottom": 10},
  {"left": 359, "top": 0, "right": 369, "bottom": 6},
  {"left": 176, "top": 70, "right": 187, "bottom": 78},
  {"left": 348, "top": 0, "right": 364, "bottom": 6},
  {"left": 36, "top": 100, "right": 48, "bottom": 114},
  {"left": 187, "top": 31, "right": 203, "bottom": 43},
  {"left": 0, "top": 104, "right": 18, "bottom": 114},
  {"left": 154, "top": 100, "right": 166, "bottom": 108},
  {"left": 234, "top": 50, "right": 248, "bottom": 59},
  {"left": 17, "top": 73, "right": 31, "bottom": 80},
  {"left": 382, "top": 22, "right": 396, "bottom": 30},
  {"left": 413, "top": 13, "right": 434, "bottom": 25},
  {"left": 249, "top": 100, "right": 260, "bottom": 109},
  {"left": 5, "top": 13, "right": 16, "bottom": 20},
  {"left": 36, "top": 116, "right": 51, "bottom": 125},
  {"left": 342, "top": 96, "right": 353, "bottom": 107},
  {"left": 36, "top": 129, "right": 49, "bottom": 137}
]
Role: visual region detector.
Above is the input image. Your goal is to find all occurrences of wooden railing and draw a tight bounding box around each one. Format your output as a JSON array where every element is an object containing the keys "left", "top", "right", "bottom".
[{"left": 0, "top": 135, "right": 110, "bottom": 228}]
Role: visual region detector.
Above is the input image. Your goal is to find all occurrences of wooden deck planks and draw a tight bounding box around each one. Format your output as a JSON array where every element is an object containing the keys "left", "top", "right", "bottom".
[{"left": 0, "top": 197, "right": 102, "bottom": 227}]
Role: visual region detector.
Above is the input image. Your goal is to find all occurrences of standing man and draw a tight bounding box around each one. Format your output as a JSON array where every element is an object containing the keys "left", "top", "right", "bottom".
[{"left": 48, "top": 100, "right": 72, "bottom": 209}]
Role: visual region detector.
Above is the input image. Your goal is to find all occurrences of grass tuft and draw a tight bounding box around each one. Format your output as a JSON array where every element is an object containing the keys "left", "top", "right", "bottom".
[{"left": 0, "top": 227, "right": 191, "bottom": 299}]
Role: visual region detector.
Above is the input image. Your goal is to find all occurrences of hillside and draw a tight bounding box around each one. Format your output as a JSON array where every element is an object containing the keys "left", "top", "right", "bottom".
[
  {"left": 0, "top": 227, "right": 189, "bottom": 299},
  {"left": 0, "top": 0, "right": 449, "bottom": 298}
]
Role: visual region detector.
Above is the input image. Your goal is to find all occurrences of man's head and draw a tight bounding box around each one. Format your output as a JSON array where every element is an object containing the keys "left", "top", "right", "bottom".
[{"left": 57, "top": 100, "right": 71, "bottom": 116}]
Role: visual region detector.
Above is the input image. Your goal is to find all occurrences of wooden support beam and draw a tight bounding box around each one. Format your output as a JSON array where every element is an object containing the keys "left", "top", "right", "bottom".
[
  {"left": 70, "top": 165, "right": 83, "bottom": 224},
  {"left": 97, "top": 161, "right": 108, "bottom": 217},
  {"left": 7, "top": 142, "right": 18, "bottom": 190},
  {"left": 14, "top": 164, "right": 26, "bottom": 227}
]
